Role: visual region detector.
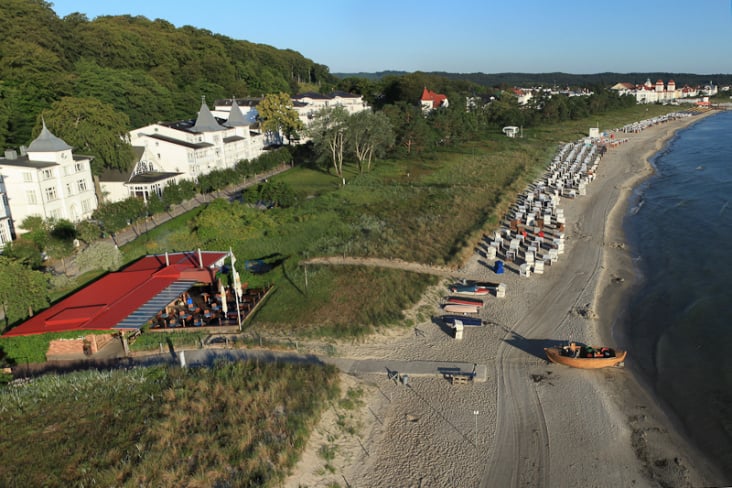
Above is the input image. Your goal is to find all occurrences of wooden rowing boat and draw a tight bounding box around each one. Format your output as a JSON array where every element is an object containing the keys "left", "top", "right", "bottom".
[
  {"left": 442, "top": 304, "right": 479, "bottom": 314},
  {"left": 446, "top": 296, "right": 484, "bottom": 307},
  {"left": 449, "top": 283, "right": 491, "bottom": 295},
  {"left": 544, "top": 344, "right": 627, "bottom": 369}
]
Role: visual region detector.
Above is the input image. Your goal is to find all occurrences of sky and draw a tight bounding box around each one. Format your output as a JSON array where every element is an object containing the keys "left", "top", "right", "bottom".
[{"left": 49, "top": 0, "right": 732, "bottom": 75}]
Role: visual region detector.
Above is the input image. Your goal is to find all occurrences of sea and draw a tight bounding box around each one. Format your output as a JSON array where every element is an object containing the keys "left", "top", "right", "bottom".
[{"left": 622, "top": 109, "right": 732, "bottom": 479}]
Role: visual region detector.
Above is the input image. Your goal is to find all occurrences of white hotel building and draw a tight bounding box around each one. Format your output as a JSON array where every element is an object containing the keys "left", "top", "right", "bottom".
[{"left": 0, "top": 122, "right": 97, "bottom": 245}]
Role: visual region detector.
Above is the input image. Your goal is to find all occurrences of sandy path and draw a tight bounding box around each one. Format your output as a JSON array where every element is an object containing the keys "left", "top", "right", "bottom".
[{"left": 285, "top": 111, "right": 727, "bottom": 488}]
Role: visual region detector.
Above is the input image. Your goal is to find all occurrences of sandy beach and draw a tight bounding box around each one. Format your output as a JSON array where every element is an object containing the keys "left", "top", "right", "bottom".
[{"left": 285, "top": 111, "right": 727, "bottom": 488}]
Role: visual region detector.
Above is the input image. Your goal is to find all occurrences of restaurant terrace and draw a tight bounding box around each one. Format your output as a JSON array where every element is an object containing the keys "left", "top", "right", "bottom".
[{"left": 3, "top": 250, "right": 269, "bottom": 338}]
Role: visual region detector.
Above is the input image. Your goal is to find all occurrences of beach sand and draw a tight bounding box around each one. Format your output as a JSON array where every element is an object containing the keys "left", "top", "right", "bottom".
[{"left": 285, "top": 112, "right": 727, "bottom": 488}]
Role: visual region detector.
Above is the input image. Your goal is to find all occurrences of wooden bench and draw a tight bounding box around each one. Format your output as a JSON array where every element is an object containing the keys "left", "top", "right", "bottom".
[{"left": 447, "top": 374, "right": 472, "bottom": 385}]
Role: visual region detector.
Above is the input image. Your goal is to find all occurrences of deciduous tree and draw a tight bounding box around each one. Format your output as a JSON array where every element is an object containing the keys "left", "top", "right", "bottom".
[
  {"left": 347, "top": 110, "right": 394, "bottom": 172},
  {"left": 257, "top": 92, "right": 304, "bottom": 144},
  {"left": 308, "top": 105, "right": 350, "bottom": 178},
  {"left": 40, "top": 97, "right": 135, "bottom": 174},
  {"left": 0, "top": 256, "right": 50, "bottom": 328}
]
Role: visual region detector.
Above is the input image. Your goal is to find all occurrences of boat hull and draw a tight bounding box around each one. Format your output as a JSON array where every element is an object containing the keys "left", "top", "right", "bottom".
[
  {"left": 544, "top": 347, "right": 627, "bottom": 369},
  {"left": 443, "top": 304, "right": 479, "bottom": 314},
  {"left": 441, "top": 315, "right": 483, "bottom": 327},
  {"left": 449, "top": 285, "right": 491, "bottom": 296},
  {"left": 446, "top": 296, "right": 484, "bottom": 307}
]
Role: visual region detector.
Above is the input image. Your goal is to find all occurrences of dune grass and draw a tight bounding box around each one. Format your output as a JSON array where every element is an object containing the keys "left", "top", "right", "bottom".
[{"left": 0, "top": 360, "right": 339, "bottom": 487}]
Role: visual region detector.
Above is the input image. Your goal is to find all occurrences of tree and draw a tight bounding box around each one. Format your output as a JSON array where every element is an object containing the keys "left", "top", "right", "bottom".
[
  {"left": 382, "top": 102, "right": 435, "bottom": 156},
  {"left": 0, "top": 256, "right": 50, "bottom": 328},
  {"left": 75, "top": 240, "right": 122, "bottom": 274},
  {"left": 72, "top": 59, "right": 175, "bottom": 128},
  {"left": 257, "top": 92, "right": 304, "bottom": 144},
  {"left": 40, "top": 97, "right": 135, "bottom": 174},
  {"left": 2, "top": 239, "right": 43, "bottom": 270},
  {"left": 46, "top": 219, "right": 77, "bottom": 275},
  {"left": 307, "top": 106, "right": 350, "bottom": 178},
  {"left": 347, "top": 110, "right": 394, "bottom": 172},
  {"left": 18, "top": 215, "right": 50, "bottom": 251},
  {"left": 75, "top": 220, "right": 103, "bottom": 245}
]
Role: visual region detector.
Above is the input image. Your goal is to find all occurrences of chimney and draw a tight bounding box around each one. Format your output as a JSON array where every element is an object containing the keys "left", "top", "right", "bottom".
[
  {"left": 19, "top": 145, "right": 27, "bottom": 156},
  {"left": 4, "top": 149, "right": 17, "bottom": 159},
  {"left": 165, "top": 252, "right": 169, "bottom": 266}
]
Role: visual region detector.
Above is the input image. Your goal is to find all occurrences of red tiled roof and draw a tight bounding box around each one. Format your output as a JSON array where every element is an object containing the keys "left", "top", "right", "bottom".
[
  {"left": 3, "top": 251, "right": 229, "bottom": 337},
  {"left": 421, "top": 87, "right": 447, "bottom": 108}
]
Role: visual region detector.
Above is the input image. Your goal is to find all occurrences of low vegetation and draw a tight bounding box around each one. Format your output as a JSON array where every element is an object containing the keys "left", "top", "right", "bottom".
[{"left": 0, "top": 360, "right": 340, "bottom": 487}]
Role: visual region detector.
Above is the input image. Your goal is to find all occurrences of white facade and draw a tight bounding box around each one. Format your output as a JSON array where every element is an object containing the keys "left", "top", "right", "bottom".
[
  {"left": 99, "top": 145, "right": 184, "bottom": 204},
  {"left": 292, "top": 91, "right": 368, "bottom": 125},
  {"left": 128, "top": 100, "right": 264, "bottom": 180},
  {"left": 611, "top": 79, "right": 713, "bottom": 104},
  {"left": 0, "top": 178, "right": 13, "bottom": 248},
  {"left": 0, "top": 122, "right": 97, "bottom": 242}
]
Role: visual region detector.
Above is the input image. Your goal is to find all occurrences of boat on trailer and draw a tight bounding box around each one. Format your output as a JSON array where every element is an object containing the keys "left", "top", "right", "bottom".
[{"left": 544, "top": 343, "right": 627, "bottom": 369}]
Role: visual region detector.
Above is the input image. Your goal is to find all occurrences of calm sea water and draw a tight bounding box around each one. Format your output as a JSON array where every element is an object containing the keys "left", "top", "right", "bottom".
[{"left": 624, "top": 110, "right": 732, "bottom": 477}]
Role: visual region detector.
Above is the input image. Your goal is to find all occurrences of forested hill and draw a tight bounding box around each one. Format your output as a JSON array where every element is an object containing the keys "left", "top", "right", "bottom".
[
  {"left": 334, "top": 71, "right": 732, "bottom": 89},
  {"left": 0, "top": 0, "right": 336, "bottom": 148}
]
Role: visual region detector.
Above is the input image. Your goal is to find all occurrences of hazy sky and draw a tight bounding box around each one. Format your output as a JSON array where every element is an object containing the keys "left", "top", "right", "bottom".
[{"left": 50, "top": 0, "right": 732, "bottom": 74}]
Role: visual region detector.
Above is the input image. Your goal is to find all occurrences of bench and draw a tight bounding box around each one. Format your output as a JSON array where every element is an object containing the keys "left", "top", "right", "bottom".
[{"left": 446, "top": 373, "right": 472, "bottom": 385}]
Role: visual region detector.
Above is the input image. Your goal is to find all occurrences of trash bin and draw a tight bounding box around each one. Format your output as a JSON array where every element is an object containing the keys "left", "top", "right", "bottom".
[
  {"left": 495, "top": 260, "right": 504, "bottom": 274},
  {"left": 401, "top": 374, "right": 409, "bottom": 386}
]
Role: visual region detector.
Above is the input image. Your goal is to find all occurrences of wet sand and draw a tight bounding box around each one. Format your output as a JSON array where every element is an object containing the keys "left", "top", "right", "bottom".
[{"left": 285, "top": 111, "right": 726, "bottom": 488}]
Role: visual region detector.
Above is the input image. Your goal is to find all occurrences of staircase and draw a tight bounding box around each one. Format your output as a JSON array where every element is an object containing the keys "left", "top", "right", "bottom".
[{"left": 114, "top": 280, "right": 198, "bottom": 330}]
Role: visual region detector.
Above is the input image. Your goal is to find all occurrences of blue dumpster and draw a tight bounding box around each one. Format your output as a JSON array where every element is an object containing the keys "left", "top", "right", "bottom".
[{"left": 495, "top": 260, "right": 504, "bottom": 274}]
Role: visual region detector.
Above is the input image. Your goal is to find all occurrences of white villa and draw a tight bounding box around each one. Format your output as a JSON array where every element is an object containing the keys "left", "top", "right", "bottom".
[
  {"left": 420, "top": 87, "right": 449, "bottom": 113},
  {"left": 101, "top": 98, "right": 265, "bottom": 203},
  {"left": 611, "top": 79, "right": 718, "bottom": 104},
  {"left": 0, "top": 121, "right": 98, "bottom": 245},
  {"left": 292, "top": 91, "right": 369, "bottom": 125},
  {"left": 215, "top": 92, "right": 368, "bottom": 128}
]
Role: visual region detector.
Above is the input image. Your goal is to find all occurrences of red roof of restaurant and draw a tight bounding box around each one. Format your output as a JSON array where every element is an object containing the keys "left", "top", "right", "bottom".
[{"left": 2, "top": 251, "right": 229, "bottom": 337}]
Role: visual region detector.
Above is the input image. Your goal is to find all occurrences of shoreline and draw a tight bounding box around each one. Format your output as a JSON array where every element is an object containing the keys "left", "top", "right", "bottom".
[
  {"left": 284, "top": 110, "right": 727, "bottom": 488},
  {"left": 592, "top": 109, "right": 727, "bottom": 484}
]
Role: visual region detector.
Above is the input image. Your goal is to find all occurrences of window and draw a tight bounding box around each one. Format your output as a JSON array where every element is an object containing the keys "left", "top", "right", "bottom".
[
  {"left": 42, "top": 169, "right": 53, "bottom": 180},
  {"left": 78, "top": 179, "right": 88, "bottom": 192},
  {"left": 23, "top": 172, "right": 33, "bottom": 182},
  {"left": 49, "top": 208, "right": 61, "bottom": 219},
  {"left": 66, "top": 183, "right": 73, "bottom": 195},
  {"left": 75, "top": 162, "right": 84, "bottom": 173},
  {"left": 26, "top": 190, "right": 37, "bottom": 205},
  {"left": 82, "top": 199, "right": 91, "bottom": 213},
  {"left": 44, "top": 186, "right": 57, "bottom": 202}
]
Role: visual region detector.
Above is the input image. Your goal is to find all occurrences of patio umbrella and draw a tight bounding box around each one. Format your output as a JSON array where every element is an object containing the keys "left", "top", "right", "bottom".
[
  {"left": 233, "top": 269, "right": 243, "bottom": 300},
  {"left": 219, "top": 280, "right": 228, "bottom": 316}
]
